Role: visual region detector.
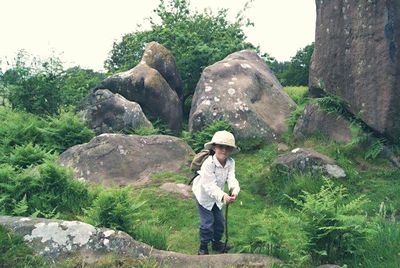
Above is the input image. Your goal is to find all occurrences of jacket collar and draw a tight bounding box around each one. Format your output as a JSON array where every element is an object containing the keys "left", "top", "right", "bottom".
[{"left": 212, "top": 155, "right": 232, "bottom": 168}]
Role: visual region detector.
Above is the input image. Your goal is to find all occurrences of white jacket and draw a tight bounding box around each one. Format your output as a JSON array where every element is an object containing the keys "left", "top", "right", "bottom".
[{"left": 192, "top": 155, "right": 240, "bottom": 211}]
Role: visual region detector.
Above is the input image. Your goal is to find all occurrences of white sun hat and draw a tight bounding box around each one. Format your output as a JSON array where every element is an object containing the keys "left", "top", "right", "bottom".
[{"left": 204, "top": 130, "right": 240, "bottom": 153}]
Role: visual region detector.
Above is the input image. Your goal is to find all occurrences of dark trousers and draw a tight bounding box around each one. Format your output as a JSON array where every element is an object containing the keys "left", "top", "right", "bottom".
[{"left": 197, "top": 202, "right": 225, "bottom": 244}]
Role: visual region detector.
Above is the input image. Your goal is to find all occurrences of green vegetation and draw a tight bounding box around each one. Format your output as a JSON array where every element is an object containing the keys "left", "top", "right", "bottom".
[
  {"left": 183, "top": 119, "right": 233, "bottom": 153},
  {"left": 0, "top": 225, "right": 47, "bottom": 267},
  {"left": 268, "top": 43, "right": 314, "bottom": 86},
  {"left": 0, "top": 50, "right": 104, "bottom": 115}
]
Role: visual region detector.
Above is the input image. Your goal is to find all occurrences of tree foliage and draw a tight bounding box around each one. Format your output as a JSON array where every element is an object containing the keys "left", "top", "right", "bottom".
[
  {"left": 269, "top": 43, "right": 314, "bottom": 86},
  {"left": 0, "top": 50, "right": 104, "bottom": 115},
  {"left": 104, "top": 0, "right": 255, "bottom": 116}
]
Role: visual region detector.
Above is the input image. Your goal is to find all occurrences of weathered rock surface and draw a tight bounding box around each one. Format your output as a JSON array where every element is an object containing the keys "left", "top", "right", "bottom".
[
  {"left": 189, "top": 50, "right": 296, "bottom": 142},
  {"left": 273, "top": 148, "right": 346, "bottom": 178},
  {"left": 0, "top": 216, "right": 281, "bottom": 268},
  {"left": 81, "top": 89, "right": 152, "bottom": 135},
  {"left": 97, "top": 43, "right": 182, "bottom": 133},
  {"left": 59, "top": 134, "right": 193, "bottom": 186},
  {"left": 294, "top": 103, "right": 353, "bottom": 143},
  {"left": 160, "top": 183, "right": 192, "bottom": 199},
  {"left": 309, "top": 0, "right": 400, "bottom": 141},
  {"left": 141, "top": 41, "right": 184, "bottom": 104}
]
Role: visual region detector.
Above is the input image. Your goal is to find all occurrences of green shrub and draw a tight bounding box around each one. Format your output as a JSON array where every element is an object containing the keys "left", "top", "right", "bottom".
[
  {"left": 288, "top": 179, "right": 376, "bottom": 264},
  {"left": 184, "top": 120, "right": 234, "bottom": 153},
  {"left": 9, "top": 143, "right": 54, "bottom": 169},
  {"left": 0, "top": 107, "right": 45, "bottom": 163},
  {"left": 237, "top": 137, "right": 265, "bottom": 152},
  {"left": 240, "top": 208, "right": 311, "bottom": 267},
  {"left": 133, "top": 224, "right": 169, "bottom": 250},
  {"left": 0, "top": 164, "right": 18, "bottom": 214},
  {"left": 0, "top": 107, "right": 94, "bottom": 161},
  {"left": 0, "top": 161, "right": 90, "bottom": 218},
  {"left": 313, "top": 94, "right": 350, "bottom": 116},
  {"left": 41, "top": 109, "right": 95, "bottom": 152},
  {"left": 0, "top": 225, "right": 47, "bottom": 267},
  {"left": 126, "top": 126, "right": 160, "bottom": 136},
  {"left": 82, "top": 187, "right": 145, "bottom": 233}
]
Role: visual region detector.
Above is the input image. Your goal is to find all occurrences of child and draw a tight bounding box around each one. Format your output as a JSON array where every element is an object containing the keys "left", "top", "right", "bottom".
[{"left": 192, "top": 130, "right": 240, "bottom": 255}]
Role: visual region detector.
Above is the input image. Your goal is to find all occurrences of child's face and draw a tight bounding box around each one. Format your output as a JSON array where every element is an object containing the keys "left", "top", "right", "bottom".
[{"left": 214, "top": 144, "right": 234, "bottom": 162}]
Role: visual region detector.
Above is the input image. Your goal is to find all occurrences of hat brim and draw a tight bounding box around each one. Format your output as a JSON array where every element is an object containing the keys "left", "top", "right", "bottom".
[{"left": 204, "top": 142, "right": 240, "bottom": 153}]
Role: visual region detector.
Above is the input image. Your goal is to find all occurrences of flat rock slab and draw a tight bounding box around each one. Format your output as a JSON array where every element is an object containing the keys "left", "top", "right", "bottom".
[{"left": 0, "top": 216, "right": 281, "bottom": 267}]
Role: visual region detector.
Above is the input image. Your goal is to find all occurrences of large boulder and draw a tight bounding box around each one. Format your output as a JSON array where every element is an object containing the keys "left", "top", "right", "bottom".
[
  {"left": 97, "top": 43, "right": 182, "bottom": 133},
  {"left": 59, "top": 134, "right": 193, "bottom": 186},
  {"left": 81, "top": 89, "right": 153, "bottom": 135},
  {"left": 189, "top": 50, "right": 296, "bottom": 142},
  {"left": 0, "top": 216, "right": 281, "bottom": 267},
  {"left": 273, "top": 148, "right": 346, "bottom": 178},
  {"left": 141, "top": 41, "right": 184, "bottom": 103},
  {"left": 309, "top": 0, "right": 400, "bottom": 141},
  {"left": 294, "top": 103, "right": 353, "bottom": 143}
]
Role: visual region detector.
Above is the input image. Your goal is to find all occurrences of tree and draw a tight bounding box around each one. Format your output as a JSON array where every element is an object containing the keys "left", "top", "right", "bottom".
[
  {"left": 1, "top": 51, "right": 105, "bottom": 114},
  {"left": 279, "top": 43, "right": 314, "bottom": 86},
  {"left": 2, "top": 51, "right": 64, "bottom": 115},
  {"left": 105, "top": 0, "right": 256, "bottom": 117},
  {"left": 60, "top": 67, "right": 105, "bottom": 108}
]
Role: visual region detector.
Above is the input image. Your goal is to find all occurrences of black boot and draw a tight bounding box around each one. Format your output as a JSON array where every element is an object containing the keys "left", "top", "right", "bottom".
[
  {"left": 212, "top": 241, "right": 232, "bottom": 253},
  {"left": 198, "top": 242, "right": 209, "bottom": 255}
]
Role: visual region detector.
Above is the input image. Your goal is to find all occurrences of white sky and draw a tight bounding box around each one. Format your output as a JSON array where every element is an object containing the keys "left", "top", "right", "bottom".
[{"left": 1, "top": 0, "right": 316, "bottom": 72}]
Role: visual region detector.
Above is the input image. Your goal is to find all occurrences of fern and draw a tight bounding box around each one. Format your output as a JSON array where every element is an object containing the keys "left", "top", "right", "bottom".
[{"left": 12, "top": 195, "right": 29, "bottom": 216}]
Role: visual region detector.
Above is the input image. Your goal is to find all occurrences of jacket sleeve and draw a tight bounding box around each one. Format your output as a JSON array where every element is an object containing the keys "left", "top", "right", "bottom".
[
  {"left": 200, "top": 158, "right": 225, "bottom": 202},
  {"left": 227, "top": 159, "right": 240, "bottom": 196}
]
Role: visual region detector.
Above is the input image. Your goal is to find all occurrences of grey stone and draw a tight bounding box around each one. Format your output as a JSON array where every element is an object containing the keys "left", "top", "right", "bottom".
[
  {"left": 310, "top": 0, "right": 400, "bottom": 141},
  {"left": 189, "top": 50, "right": 296, "bottom": 142},
  {"left": 0, "top": 216, "right": 281, "bottom": 267},
  {"left": 59, "top": 134, "right": 193, "bottom": 186},
  {"left": 81, "top": 89, "right": 153, "bottom": 135},
  {"left": 294, "top": 103, "right": 353, "bottom": 143},
  {"left": 97, "top": 43, "right": 183, "bottom": 133},
  {"left": 273, "top": 148, "right": 346, "bottom": 178}
]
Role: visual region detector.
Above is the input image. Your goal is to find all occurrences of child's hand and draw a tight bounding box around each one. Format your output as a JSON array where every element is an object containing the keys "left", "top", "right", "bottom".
[{"left": 223, "top": 194, "right": 236, "bottom": 204}]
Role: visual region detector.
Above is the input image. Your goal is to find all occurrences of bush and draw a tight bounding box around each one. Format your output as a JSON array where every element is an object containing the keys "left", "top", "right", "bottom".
[
  {"left": 82, "top": 187, "right": 145, "bottom": 233},
  {"left": 0, "top": 161, "right": 90, "bottom": 218},
  {"left": 9, "top": 143, "right": 54, "bottom": 169},
  {"left": 288, "top": 179, "right": 376, "bottom": 264},
  {"left": 183, "top": 120, "right": 233, "bottom": 153},
  {"left": 41, "top": 109, "right": 95, "bottom": 152},
  {"left": 240, "top": 208, "right": 311, "bottom": 267},
  {"left": 1, "top": 51, "right": 105, "bottom": 114},
  {"left": 0, "top": 107, "right": 94, "bottom": 162}
]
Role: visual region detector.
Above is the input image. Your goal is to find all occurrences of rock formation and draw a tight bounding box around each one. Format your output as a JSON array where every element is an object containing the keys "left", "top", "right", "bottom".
[
  {"left": 0, "top": 216, "right": 281, "bottom": 268},
  {"left": 81, "top": 89, "right": 152, "bottom": 135},
  {"left": 97, "top": 42, "right": 183, "bottom": 133},
  {"left": 59, "top": 134, "right": 193, "bottom": 186},
  {"left": 309, "top": 0, "right": 400, "bottom": 141},
  {"left": 189, "top": 50, "right": 296, "bottom": 142}
]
